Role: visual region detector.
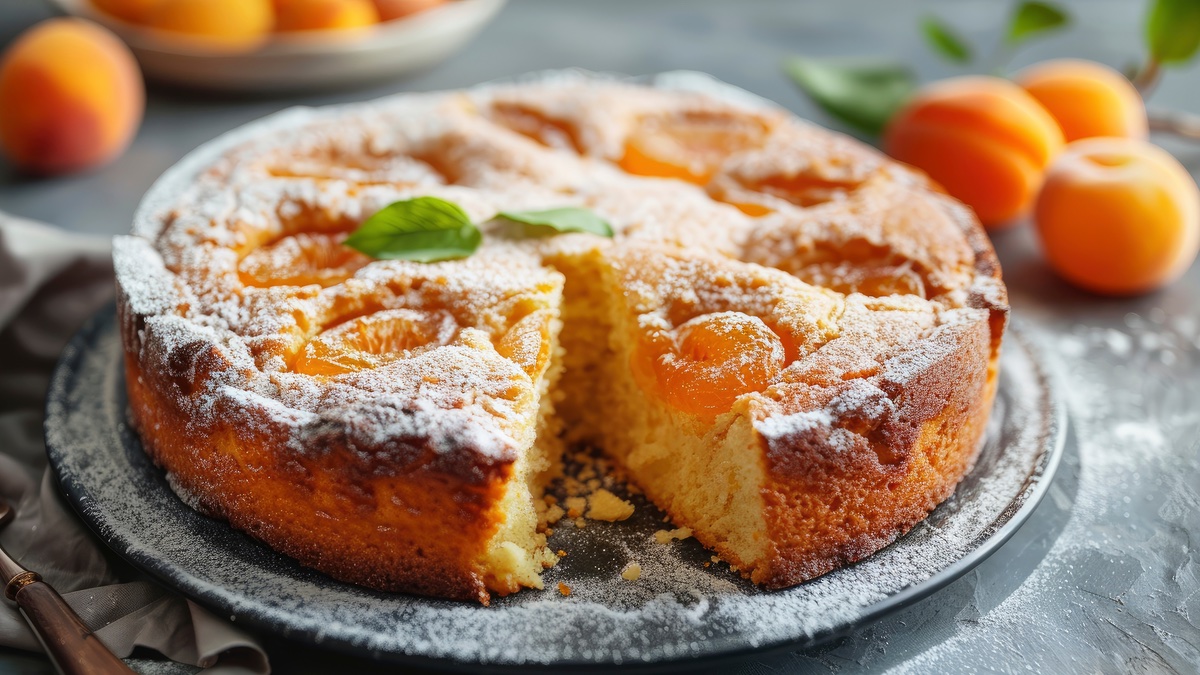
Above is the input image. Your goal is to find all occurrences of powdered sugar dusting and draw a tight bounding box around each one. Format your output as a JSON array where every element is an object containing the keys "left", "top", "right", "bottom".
[
  {"left": 75, "top": 70, "right": 1029, "bottom": 665},
  {"left": 883, "top": 306, "right": 1200, "bottom": 674},
  {"left": 115, "top": 71, "right": 1003, "bottom": 481},
  {"left": 46, "top": 308, "right": 1059, "bottom": 666}
]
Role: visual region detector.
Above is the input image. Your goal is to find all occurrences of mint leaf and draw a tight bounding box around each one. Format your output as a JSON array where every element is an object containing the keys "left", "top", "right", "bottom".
[
  {"left": 922, "top": 16, "right": 972, "bottom": 63},
  {"left": 1146, "top": 0, "right": 1200, "bottom": 65},
  {"left": 344, "top": 197, "right": 481, "bottom": 262},
  {"left": 1007, "top": 1, "right": 1069, "bottom": 45},
  {"left": 784, "top": 56, "right": 916, "bottom": 136},
  {"left": 497, "top": 207, "right": 614, "bottom": 237}
]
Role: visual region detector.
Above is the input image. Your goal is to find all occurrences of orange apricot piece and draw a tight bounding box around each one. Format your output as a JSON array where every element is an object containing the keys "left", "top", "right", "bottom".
[
  {"left": 0, "top": 18, "right": 143, "bottom": 175},
  {"left": 295, "top": 309, "right": 456, "bottom": 376},
  {"left": 90, "top": 0, "right": 165, "bottom": 23},
  {"left": 496, "top": 310, "right": 554, "bottom": 380},
  {"left": 724, "top": 201, "right": 773, "bottom": 217},
  {"left": 276, "top": 0, "right": 380, "bottom": 32},
  {"left": 238, "top": 232, "right": 370, "bottom": 288},
  {"left": 884, "top": 75, "right": 1064, "bottom": 229},
  {"left": 619, "top": 113, "right": 769, "bottom": 184},
  {"left": 489, "top": 102, "right": 581, "bottom": 151},
  {"left": 1016, "top": 59, "right": 1148, "bottom": 142},
  {"left": 145, "top": 0, "right": 273, "bottom": 51},
  {"left": 634, "top": 312, "right": 785, "bottom": 418},
  {"left": 1035, "top": 138, "right": 1200, "bottom": 296},
  {"left": 373, "top": 0, "right": 445, "bottom": 22}
]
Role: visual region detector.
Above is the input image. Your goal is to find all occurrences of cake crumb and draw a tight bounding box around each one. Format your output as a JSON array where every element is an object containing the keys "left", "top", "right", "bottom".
[
  {"left": 562, "top": 476, "right": 588, "bottom": 497},
  {"left": 653, "top": 527, "right": 693, "bottom": 544},
  {"left": 586, "top": 489, "right": 635, "bottom": 522},
  {"left": 557, "top": 549, "right": 567, "bottom": 557},
  {"left": 703, "top": 562, "right": 711, "bottom": 567},
  {"left": 564, "top": 497, "right": 587, "bottom": 519},
  {"left": 710, "top": 555, "right": 720, "bottom": 563},
  {"left": 544, "top": 528, "right": 554, "bottom": 536},
  {"left": 557, "top": 582, "right": 571, "bottom": 596},
  {"left": 574, "top": 518, "right": 586, "bottom": 528},
  {"left": 543, "top": 504, "right": 565, "bottom": 525},
  {"left": 543, "top": 495, "right": 558, "bottom": 506},
  {"left": 621, "top": 562, "right": 642, "bottom": 581}
]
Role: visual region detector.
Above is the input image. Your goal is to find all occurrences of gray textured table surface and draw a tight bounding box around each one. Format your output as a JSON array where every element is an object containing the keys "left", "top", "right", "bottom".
[{"left": 2, "top": 1, "right": 1198, "bottom": 673}]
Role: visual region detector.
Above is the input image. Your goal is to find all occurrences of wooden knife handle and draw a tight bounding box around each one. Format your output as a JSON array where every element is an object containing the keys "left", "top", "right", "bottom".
[{"left": 12, "top": 579, "right": 136, "bottom": 675}]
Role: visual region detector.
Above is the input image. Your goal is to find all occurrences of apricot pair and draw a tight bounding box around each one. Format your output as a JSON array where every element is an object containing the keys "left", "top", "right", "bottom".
[
  {"left": 1025, "top": 63, "right": 1197, "bottom": 295},
  {"left": 885, "top": 60, "right": 1148, "bottom": 228},
  {"left": 885, "top": 60, "right": 1198, "bottom": 295}
]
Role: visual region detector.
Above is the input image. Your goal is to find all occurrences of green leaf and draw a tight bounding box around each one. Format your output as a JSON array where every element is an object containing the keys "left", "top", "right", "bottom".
[
  {"left": 1146, "top": 0, "right": 1200, "bottom": 65},
  {"left": 496, "top": 207, "right": 614, "bottom": 237},
  {"left": 1006, "top": 1, "right": 1069, "bottom": 45},
  {"left": 343, "top": 197, "right": 481, "bottom": 262},
  {"left": 783, "top": 56, "right": 917, "bottom": 136},
  {"left": 921, "top": 16, "right": 973, "bottom": 63}
]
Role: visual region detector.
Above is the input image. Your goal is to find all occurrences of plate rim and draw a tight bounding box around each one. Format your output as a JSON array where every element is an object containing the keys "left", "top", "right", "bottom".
[{"left": 44, "top": 306, "right": 1066, "bottom": 671}]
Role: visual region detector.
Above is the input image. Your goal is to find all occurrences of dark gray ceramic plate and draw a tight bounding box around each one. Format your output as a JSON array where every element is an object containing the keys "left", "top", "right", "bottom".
[{"left": 45, "top": 306, "right": 1064, "bottom": 670}]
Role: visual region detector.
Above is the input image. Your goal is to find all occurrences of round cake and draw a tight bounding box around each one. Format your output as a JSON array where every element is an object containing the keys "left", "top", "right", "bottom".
[{"left": 114, "top": 74, "right": 1008, "bottom": 604}]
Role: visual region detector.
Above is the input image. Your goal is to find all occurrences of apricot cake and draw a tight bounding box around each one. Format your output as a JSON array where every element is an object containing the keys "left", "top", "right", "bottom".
[{"left": 115, "top": 75, "right": 1007, "bottom": 604}]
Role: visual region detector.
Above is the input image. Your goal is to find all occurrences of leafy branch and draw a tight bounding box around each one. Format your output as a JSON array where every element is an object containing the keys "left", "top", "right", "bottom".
[
  {"left": 1135, "top": 0, "right": 1200, "bottom": 94},
  {"left": 1149, "top": 108, "right": 1200, "bottom": 141},
  {"left": 785, "top": 0, "right": 1200, "bottom": 142},
  {"left": 782, "top": 58, "right": 915, "bottom": 137}
]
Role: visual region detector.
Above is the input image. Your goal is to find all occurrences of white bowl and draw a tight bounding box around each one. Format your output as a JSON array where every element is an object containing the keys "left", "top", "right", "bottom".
[{"left": 48, "top": 0, "right": 507, "bottom": 92}]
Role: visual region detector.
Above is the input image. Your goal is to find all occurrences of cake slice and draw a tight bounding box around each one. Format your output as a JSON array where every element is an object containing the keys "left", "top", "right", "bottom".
[
  {"left": 118, "top": 237, "right": 566, "bottom": 603},
  {"left": 550, "top": 244, "right": 997, "bottom": 585}
]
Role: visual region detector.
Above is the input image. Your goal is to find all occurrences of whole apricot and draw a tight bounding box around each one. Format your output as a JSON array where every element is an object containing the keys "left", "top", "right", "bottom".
[
  {"left": 146, "top": 0, "right": 273, "bottom": 51},
  {"left": 276, "top": 0, "right": 380, "bottom": 32},
  {"left": 90, "top": 0, "right": 165, "bottom": 23},
  {"left": 0, "top": 18, "right": 143, "bottom": 175},
  {"left": 884, "top": 76, "right": 1065, "bottom": 228},
  {"left": 372, "top": 0, "right": 445, "bottom": 22},
  {"left": 1017, "top": 59, "right": 1148, "bottom": 142},
  {"left": 1035, "top": 138, "right": 1200, "bottom": 295}
]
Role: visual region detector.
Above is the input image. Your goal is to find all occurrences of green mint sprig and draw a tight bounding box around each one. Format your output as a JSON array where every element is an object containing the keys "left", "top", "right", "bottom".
[
  {"left": 497, "top": 207, "right": 614, "bottom": 237},
  {"left": 343, "top": 197, "right": 482, "bottom": 263},
  {"left": 343, "top": 199, "right": 612, "bottom": 262}
]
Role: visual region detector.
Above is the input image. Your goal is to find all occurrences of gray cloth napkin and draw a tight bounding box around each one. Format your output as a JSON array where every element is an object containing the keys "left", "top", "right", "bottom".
[{"left": 0, "top": 212, "right": 270, "bottom": 674}]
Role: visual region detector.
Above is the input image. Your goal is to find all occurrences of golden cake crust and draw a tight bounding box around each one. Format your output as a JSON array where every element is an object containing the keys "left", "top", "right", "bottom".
[{"left": 115, "top": 75, "right": 1008, "bottom": 603}]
